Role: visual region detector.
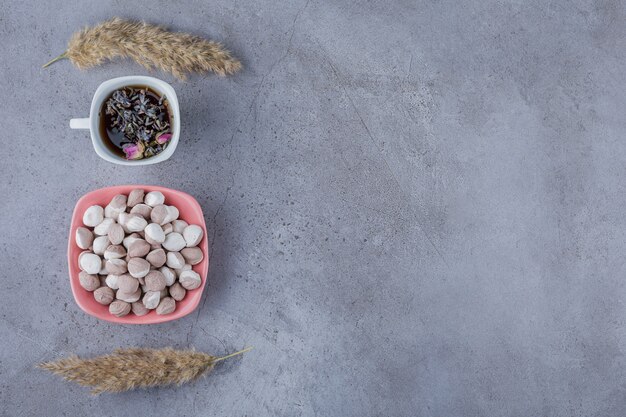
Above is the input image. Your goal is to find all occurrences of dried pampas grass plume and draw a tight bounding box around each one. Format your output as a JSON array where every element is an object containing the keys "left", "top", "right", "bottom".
[
  {"left": 43, "top": 18, "right": 241, "bottom": 80},
  {"left": 38, "top": 346, "right": 252, "bottom": 394}
]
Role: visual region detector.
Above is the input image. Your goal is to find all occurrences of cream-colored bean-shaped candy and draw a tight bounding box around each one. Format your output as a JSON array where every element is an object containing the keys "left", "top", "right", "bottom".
[
  {"left": 75, "top": 227, "right": 94, "bottom": 250},
  {"left": 169, "top": 282, "right": 186, "bottom": 301},
  {"left": 79, "top": 271, "right": 100, "bottom": 291},
  {"left": 146, "top": 248, "right": 166, "bottom": 268},
  {"left": 118, "top": 212, "right": 130, "bottom": 229},
  {"left": 94, "top": 287, "right": 114, "bottom": 305},
  {"left": 131, "top": 301, "right": 149, "bottom": 316},
  {"left": 145, "top": 270, "right": 167, "bottom": 291},
  {"left": 117, "top": 274, "right": 139, "bottom": 293},
  {"left": 105, "top": 274, "right": 120, "bottom": 289},
  {"left": 150, "top": 205, "right": 169, "bottom": 225},
  {"left": 106, "top": 259, "right": 127, "bottom": 275},
  {"left": 104, "top": 204, "right": 123, "bottom": 220},
  {"left": 127, "top": 189, "right": 145, "bottom": 208},
  {"left": 122, "top": 233, "right": 141, "bottom": 250},
  {"left": 163, "top": 232, "right": 186, "bottom": 252},
  {"left": 179, "top": 270, "right": 202, "bottom": 290},
  {"left": 144, "top": 191, "right": 165, "bottom": 207},
  {"left": 166, "top": 252, "right": 185, "bottom": 269},
  {"left": 181, "top": 247, "right": 204, "bottom": 265},
  {"left": 130, "top": 203, "right": 152, "bottom": 220},
  {"left": 160, "top": 266, "right": 176, "bottom": 286},
  {"left": 183, "top": 225, "right": 204, "bottom": 247},
  {"left": 83, "top": 205, "right": 104, "bottom": 227},
  {"left": 116, "top": 288, "right": 141, "bottom": 303},
  {"left": 128, "top": 239, "right": 151, "bottom": 258},
  {"left": 171, "top": 219, "right": 188, "bottom": 234},
  {"left": 104, "top": 244, "right": 126, "bottom": 260},
  {"left": 109, "top": 300, "right": 131, "bottom": 317},
  {"left": 93, "top": 236, "right": 110, "bottom": 255},
  {"left": 127, "top": 258, "right": 150, "bottom": 278},
  {"left": 144, "top": 223, "right": 165, "bottom": 244},
  {"left": 125, "top": 214, "right": 147, "bottom": 232},
  {"left": 109, "top": 194, "right": 127, "bottom": 211},
  {"left": 79, "top": 253, "right": 101, "bottom": 274},
  {"left": 93, "top": 218, "right": 114, "bottom": 236},
  {"left": 107, "top": 223, "right": 124, "bottom": 245},
  {"left": 156, "top": 297, "right": 176, "bottom": 315},
  {"left": 143, "top": 290, "right": 161, "bottom": 309},
  {"left": 164, "top": 205, "right": 179, "bottom": 223}
]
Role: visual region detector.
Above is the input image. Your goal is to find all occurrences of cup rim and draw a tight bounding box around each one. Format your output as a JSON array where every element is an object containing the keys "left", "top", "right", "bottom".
[{"left": 88, "top": 76, "right": 180, "bottom": 166}]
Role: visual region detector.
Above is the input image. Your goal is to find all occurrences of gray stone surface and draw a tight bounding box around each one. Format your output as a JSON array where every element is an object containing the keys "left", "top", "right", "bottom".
[{"left": 1, "top": 0, "right": 625, "bottom": 415}]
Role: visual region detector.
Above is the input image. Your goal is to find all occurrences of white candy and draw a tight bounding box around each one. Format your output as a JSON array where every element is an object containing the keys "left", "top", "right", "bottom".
[
  {"left": 93, "top": 236, "right": 110, "bottom": 255},
  {"left": 105, "top": 274, "right": 120, "bottom": 289},
  {"left": 183, "top": 225, "right": 203, "bottom": 247},
  {"left": 144, "top": 223, "right": 165, "bottom": 244},
  {"left": 179, "top": 270, "right": 202, "bottom": 290},
  {"left": 171, "top": 220, "right": 188, "bottom": 234},
  {"left": 143, "top": 291, "right": 161, "bottom": 309},
  {"left": 130, "top": 203, "right": 152, "bottom": 220},
  {"left": 160, "top": 266, "right": 176, "bottom": 286},
  {"left": 83, "top": 205, "right": 104, "bottom": 227},
  {"left": 166, "top": 252, "right": 185, "bottom": 269},
  {"left": 127, "top": 258, "right": 150, "bottom": 278},
  {"left": 79, "top": 253, "right": 101, "bottom": 274},
  {"left": 127, "top": 189, "right": 144, "bottom": 208},
  {"left": 144, "top": 191, "right": 165, "bottom": 207},
  {"left": 164, "top": 205, "right": 179, "bottom": 223},
  {"left": 118, "top": 212, "right": 130, "bottom": 230},
  {"left": 117, "top": 289, "right": 141, "bottom": 303},
  {"left": 125, "top": 215, "right": 148, "bottom": 232},
  {"left": 104, "top": 245, "right": 126, "bottom": 260},
  {"left": 106, "top": 259, "right": 127, "bottom": 275},
  {"left": 122, "top": 233, "right": 141, "bottom": 250},
  {"left": 163, "top": 232, "right": 186, "bottom": 252},
  {"left": 94, "top": 218, "right": 115, "bottom": 236},
  {"left": 75, "top": 227, "right": 93, "bottom": 250},
  {"left": 181, "top": 247, "right": 203, "bottom": 265},
  {"left": 109, "top": 194, "right": 127, "bottom": 211},
  {"left": 108, "top": 223, "right": 125, "bottom": 245},
  {"left": 104, "top": 204, "right": 124, "bottom": 220}
]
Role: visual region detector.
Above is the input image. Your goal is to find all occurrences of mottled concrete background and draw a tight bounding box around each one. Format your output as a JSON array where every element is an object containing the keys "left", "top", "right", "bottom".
[{"left": 1, "top": 0, "right": 625, "bottom": 415}]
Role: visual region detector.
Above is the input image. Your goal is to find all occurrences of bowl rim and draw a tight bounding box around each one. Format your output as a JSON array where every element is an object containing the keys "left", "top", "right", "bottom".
[{"left": 68, "top": 185, "right": 209, "bottom": 324}]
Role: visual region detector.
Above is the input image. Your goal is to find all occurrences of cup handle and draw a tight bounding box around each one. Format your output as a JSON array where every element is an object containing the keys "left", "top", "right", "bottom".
[{"left": 70, "top": 118, "right": 90, "bottom": 129}]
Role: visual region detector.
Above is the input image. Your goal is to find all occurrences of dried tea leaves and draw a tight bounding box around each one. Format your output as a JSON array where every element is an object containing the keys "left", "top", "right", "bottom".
[{"left": 101, "top": 86, "right": 171, "bottom": 160}]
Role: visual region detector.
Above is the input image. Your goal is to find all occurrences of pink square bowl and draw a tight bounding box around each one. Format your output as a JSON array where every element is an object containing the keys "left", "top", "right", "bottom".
[{"left": 68, "top": 185, "right": 209, "bottom": 324}]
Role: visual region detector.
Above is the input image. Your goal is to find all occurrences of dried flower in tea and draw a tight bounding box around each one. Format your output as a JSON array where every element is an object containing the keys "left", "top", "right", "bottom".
[{"left": 100, "top": 86, "right": 171, "bottom": 160}]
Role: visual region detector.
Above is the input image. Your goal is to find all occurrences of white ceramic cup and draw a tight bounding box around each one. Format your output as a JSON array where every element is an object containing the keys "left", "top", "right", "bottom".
[{"left": 70, "top": 76, "right": 180, "bottom": 166}]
